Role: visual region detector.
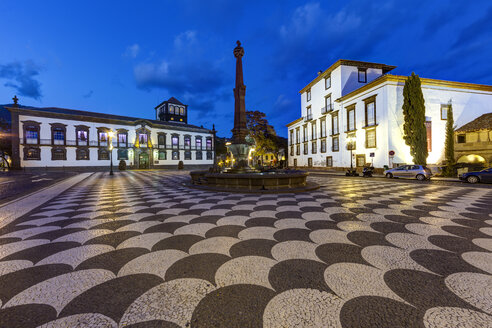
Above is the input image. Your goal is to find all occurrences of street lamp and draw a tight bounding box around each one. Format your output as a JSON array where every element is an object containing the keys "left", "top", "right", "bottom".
[
  {"left": 108, "top": 130, "right": 114, "bottom": 176},
  {"left": 346, "top": 136, "right": 355, "bottom": 171}
]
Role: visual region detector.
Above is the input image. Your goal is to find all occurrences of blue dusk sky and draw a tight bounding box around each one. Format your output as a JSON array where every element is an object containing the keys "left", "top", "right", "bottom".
[{"left": 1, "top": 0, "right": 492, "bottom": 137}]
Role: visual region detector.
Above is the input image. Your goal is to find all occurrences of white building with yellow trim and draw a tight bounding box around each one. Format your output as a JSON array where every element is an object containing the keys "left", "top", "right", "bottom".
[{"left": 286, "top": 60, "right": 492, "bottom": 169}]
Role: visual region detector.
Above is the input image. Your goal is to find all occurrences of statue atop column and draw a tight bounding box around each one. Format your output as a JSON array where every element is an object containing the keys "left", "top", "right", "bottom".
[
  {"left": 231, "top": 41, "right": 248, "bottom": 144},
  {"left": 227, "top": 41, "right": 252, "bottom": 172}
]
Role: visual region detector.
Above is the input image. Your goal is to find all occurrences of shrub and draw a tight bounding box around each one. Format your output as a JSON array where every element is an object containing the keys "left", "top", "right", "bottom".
[{"left": 178, "top": 160, "right": 184, "bottom": 170}]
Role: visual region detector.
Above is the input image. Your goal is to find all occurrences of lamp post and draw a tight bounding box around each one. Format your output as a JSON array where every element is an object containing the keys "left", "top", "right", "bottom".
[
  {"left": 109, "top": 131, "right": 114, "bottom": 176},
  {"left": 346, "top": 136, "right": 355, "bottom": 171}
]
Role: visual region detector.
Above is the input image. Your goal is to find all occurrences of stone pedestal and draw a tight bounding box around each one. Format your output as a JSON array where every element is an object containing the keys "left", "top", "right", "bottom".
[{"left": 227, "top": 143, "right": 253, "bottom": 173}]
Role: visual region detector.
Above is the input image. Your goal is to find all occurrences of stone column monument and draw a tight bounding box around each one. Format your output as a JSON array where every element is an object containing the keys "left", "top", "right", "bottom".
[{"left": 227, "top": 41, "right": 252, "bottom": 172}]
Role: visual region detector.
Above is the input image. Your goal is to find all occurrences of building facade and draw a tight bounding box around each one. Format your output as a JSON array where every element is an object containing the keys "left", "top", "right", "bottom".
[
  {"left": 5, "top": 97, "right": 215, "bottom": 170},
  {"left": 287, "top": 60, "right": 492, "bottom": 169},
  {"left": 455, "top": 113, "right": 492, "bottom": 168}
]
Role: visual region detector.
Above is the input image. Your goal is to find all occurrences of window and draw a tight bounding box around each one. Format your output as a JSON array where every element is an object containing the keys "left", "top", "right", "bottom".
[
  {"left": 158, "top": 150, "right": 167, "bottom": 160},
  {"left": 306, "top": 89, "right": 311, "bottom": 102},
  {"left": 52, "top": 127, "right": 65, "bottom": 145},
  {"left": 325, "top": 75, "right": 331, "bottom": 89},
  {"left": 425, "top": 120, "right": 432, "bottom": 152},
  {"left": 332, "top": 136, "right": 339, "bottom": 151},
  {"left": 296, "top": 145, "right": 300, "bottom": 155},
  {"left": 184, "top": 136, "right": 191, "bottom": 149},
  {"left": 185, "top": 151, "right": 192, "bottom": 160},
  {"left": 196, "top": 151, "right": 203, "bottom": 160},
  {"left": 293, "top": 158, "right": 297, "bottom": 167},
  {"left": 358, "top": 68, "right": 367, "bottom": 83},
  {"left": 457, "top": 134, "right": 466, "bottom": 143},
  {"left": 303, "top": 125, "right": 308, "bottom": 142},
  {"left": 321, "top": 119, "right": 326, "bottom": 138},
  {"left": 51, "top": 148, "right": 66, "bottom": 160},
  {"left": 158, "top": 133, "right": 166, "bottom": 148},
  {"left": 326, "top": 156, "right": 333, "bottom": 167},
  {"left": 347, "top": 107, "right": 356, "bottom": 131},
  {"left": 99, "top": 131, "right": 108, "bottom": 147},
  {"left": 311, "top": 141, "right": 317, "bottom": 154},
  {"left": 306, "top": 106, "right": 312, "bottom": 120},
  {"left": 365, "top": 100, "right": 376, "bottom": 127},
  {"left": 172, "top": 135, "right": 179, "bottom": 149},
  {"left": 290, "top": 145, "right": 294, "bottom": 156},
  {"left": 76, "top": 128, "right": 88, "bottom": 146},
  {"left": 303, "top": 143, "right": 308, "bottom": 155},
  {"left": 308, "top": 158, "right": 313, "bottom": 167},
  {"left": 169, "top": 105, "right": 174, "bottom": 114},
  {"left": 332, "top": 113, "right": 339, "bottom": 135},
  {"left": 366, "top": 129, "right": 376, "bottom": 148},
  {"left": 25, "top": 126, "right": 39, "bottom": 145},
  {"left": 441, "top": 105, "right": 449, "bottom": 120},
  {"left": 206, "top": 151, "right": 213, "bottom": 160},
  {"left": 24, "top": 147, "right": 40, "bottom": 160},
  {"left": 325, "top": 95, "right": 332, "bottom": 112},
  {"left": 98, "top": 149, "right": 110, "bottom": 160},
  {"left": 117, "top": 133, "right": 128, "bottom": 148},
  {"left": 289, "top": 130, "right": 294, "bottom": 145},
  {"left": 118, "top": 149, "right": 128, "bottom": 160},
  {"left": 138, "top": 133, "right": 148, "bottom": 148},
  {"left": 311, "top": 122, "right": 317, "bottom": 140},
  {"left": 206, "top": 137, "right": 212, "bottom": 150},
  {"left": 321, "top": 139, "right": 326, "bottom": 153},
  {"left": 295, "top": 128, "right": 300, "bottom": 143},
  {"left": 172, "top": 150, "right": 179, "bottom": 160},
  {"left": 180, "top": 107, "right": 185, "bottom": 115},
  {"left": 76, "top": 148, "right": 89, "bottom": 160},
  {"left": 356, "top": 154, "right": 366, "bottom": 167},
  {"left": 196, "top": 138, "right": 202, "bottom": 150}
]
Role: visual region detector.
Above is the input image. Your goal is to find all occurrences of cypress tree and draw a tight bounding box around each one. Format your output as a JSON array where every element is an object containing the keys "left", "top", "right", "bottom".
[
  {"left": 444, "top": 102, "right": 455, "bottom": 175},
  {"left": 402, "top": 72, "right": 428, "bottom": 164}
]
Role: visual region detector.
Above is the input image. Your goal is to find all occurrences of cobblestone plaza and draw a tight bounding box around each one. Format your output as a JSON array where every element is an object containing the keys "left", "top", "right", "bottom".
[{"left": 0, "top": 171, "right": 491, "bottom": 327}]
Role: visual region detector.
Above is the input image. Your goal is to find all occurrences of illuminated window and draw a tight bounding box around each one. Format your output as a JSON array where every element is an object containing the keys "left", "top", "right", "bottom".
[
  {"left": 196, "top": 138, "right": 202, "bottom": 150},
  {"left": 118, "top": 133, "right": 127, "bottom": 147},
  {"left": 184, "top": 136, "right": 191, "bottom": 149},
  {"left": 366, "top": 129, "right": 376, "bottom": 148},
  {"left": 425, "top": 120, "right": 432, "bottom": 152},
  {"left": 25, "top": 127, "right": 39, "bottom": 144},
  {"left": 76, "top": 148, "right": 89, "bottom": 160},
  {"left": 172, "top": 150, "right": 179, "bottom": 160},
  {"left": 206, "top": 137, "right": 212, "bottom": 150},
  {"left": 158, "top": 150, "right": 167, "bottom": 160},
  {"left": 24, "top": 147, "right": 40, "bottom": 160},
  {"left": 52, "top": 127, "right": 65, "bottom": 145},
  {"left": 172, "top": 135, "right": 179, "bottom": 149}
]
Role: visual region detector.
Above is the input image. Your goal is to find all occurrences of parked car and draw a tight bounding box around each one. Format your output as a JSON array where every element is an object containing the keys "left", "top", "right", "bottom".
[
  {"left": 460, "top": 168, "right": 492, "bottom": 184},
  {"left": 384, "top": 165, "right": 432, "bottom": 181}
]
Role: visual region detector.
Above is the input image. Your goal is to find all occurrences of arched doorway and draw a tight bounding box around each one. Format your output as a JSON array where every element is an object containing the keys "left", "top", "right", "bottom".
[{"left": 139, "top": 152, "right": 149, "bottom": 169}]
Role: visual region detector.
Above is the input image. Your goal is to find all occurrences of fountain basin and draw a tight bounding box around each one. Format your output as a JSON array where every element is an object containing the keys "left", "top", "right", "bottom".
[{"left": 189, "top": 170, "right": 318, "bottom": 193}]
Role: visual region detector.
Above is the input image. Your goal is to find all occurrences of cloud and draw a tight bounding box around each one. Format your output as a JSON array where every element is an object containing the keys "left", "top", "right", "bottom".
[
  {"left": 123, "top": 44, "right": 140, "bottom": 58},
  {"left": 0, "top": 61, "right": 42, "bottom": 100},
  {"left": 272, "top": 94, "right": 294, "bottom": 115},
  {"left": 133, "top": 31, "right": 230, "bottom": 112},
  {"left": 83, "top": 90, "right": 93, "bottom": 98},
  {"left": 452, "top": 6, "right": 492, "bottom": 48}
]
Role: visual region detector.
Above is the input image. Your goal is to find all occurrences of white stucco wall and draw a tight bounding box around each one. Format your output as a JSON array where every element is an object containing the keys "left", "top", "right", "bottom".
[{"left": 290, "top": 71, "right": 492, "bottom": 169}]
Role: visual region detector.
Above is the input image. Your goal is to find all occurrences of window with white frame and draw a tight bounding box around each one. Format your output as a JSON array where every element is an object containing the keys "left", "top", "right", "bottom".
[
  {"left": 172, "top": 135, "right": 179, "bottom": 149},
  {"left": 25, "top": 126, "right": 39, "bottom": 145},
  {"left": 347, "top": 107, "right": 356, "bottom": 131},
  {"left": 321, "top": 119, "right": 326, "bottom": 138},
  {"left": 196, "top": 138, "right": 202, "bottom": 150},
  {"left": 365, "top": 100, "right": 376, "bottom": 127},
  {"left": 332, "top": 113, "right": 339, "bottom": 135},
  {"left": 52, "top": 127, "right": 65, "bottom": 145}
]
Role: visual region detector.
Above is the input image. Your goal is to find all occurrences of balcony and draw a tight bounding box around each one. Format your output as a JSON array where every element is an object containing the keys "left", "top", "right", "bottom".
[
  {"left": 304, "top": 114, "right": 313, "bottom": 122},
  {"left": 321, "top": 103, "right": 333, "bottom": 114}
]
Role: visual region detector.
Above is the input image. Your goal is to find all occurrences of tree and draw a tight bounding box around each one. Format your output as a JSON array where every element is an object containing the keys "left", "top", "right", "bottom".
[
  {"left": 402, "top": 72, "right": 428, "bottom": 164},
  {"left": 444, "top": 102, "right": 455, "bottom": 176},
  {"left": 246, "top": 110, "right": 279, "bottom": 159}
]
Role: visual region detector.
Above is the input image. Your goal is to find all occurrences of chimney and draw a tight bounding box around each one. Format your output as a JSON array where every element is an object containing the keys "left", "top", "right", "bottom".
[{"left": 317, "top": 70, "right": 323, "bottom": 76}]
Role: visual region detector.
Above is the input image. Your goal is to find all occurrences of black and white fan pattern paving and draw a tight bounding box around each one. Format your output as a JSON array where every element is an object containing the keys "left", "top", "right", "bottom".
[{"left": 0, "top": 171, "right": 491, "bottom": 328}]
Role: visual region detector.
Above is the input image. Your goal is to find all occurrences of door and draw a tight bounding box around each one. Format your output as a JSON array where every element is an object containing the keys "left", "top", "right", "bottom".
[
  {"left": 139, "top": 152, "right": 149, "bottom": 169},
  {"left": 393, "top": 165, "right": 408, "bottom": 178}
]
